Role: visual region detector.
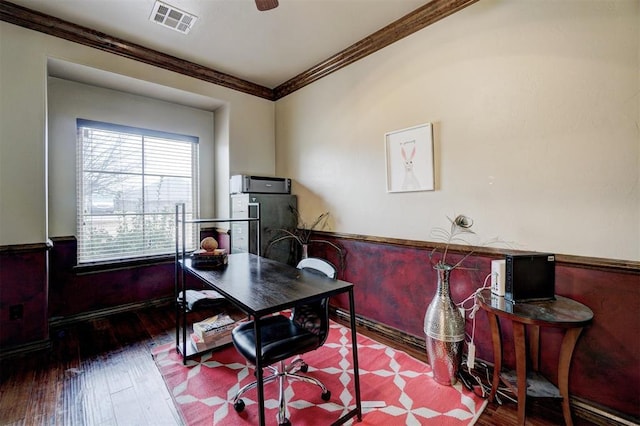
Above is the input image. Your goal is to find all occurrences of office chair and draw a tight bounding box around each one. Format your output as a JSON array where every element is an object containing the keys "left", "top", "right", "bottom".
[{"left": 231, "top": 257, "right": 336, "bottom": 426}]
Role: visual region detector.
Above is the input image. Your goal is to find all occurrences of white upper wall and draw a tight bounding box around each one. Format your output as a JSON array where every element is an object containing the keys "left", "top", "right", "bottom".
[
  {"left": 0, "top": 21, "right": 275, "bottom": 245},
  {"left": 47, "top": 77, "right": 216, "bottom": 237},
  {"left": 275, "top": 0, "right": 640, "bottom": 261},
  {"left": 2, "top": 1, "right": 638, "bottom": 261}
]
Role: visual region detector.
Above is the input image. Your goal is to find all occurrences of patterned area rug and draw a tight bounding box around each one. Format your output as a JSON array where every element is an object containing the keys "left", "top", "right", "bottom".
[{"left": 152, "top": 321, "right": 487, "bottom": 425}]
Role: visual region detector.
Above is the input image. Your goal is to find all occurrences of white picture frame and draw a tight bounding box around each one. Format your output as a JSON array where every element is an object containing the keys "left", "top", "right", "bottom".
[{"left": 385, "top": 123, "right": 435, "bottom": 193}]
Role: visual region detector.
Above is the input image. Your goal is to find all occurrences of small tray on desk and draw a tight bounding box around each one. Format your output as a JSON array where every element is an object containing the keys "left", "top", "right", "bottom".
[{"left": 191, "top": 250, "right": 228, "bottom": 269}]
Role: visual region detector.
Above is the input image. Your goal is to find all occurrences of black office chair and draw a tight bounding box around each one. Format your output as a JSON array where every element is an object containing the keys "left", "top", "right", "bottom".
[{"left": 231, "top": 257, "right": 336, "bottom": 426}]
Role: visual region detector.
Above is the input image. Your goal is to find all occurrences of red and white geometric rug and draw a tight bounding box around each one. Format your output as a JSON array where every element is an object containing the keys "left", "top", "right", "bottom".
[{"left": 152, "top": 321, "right": 487, "bottom": 425}]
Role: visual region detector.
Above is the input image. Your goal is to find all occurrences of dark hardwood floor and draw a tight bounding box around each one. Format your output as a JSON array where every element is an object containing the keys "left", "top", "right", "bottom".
[{"left": 0, "top": 304, "right": 609, "bottom": 425}]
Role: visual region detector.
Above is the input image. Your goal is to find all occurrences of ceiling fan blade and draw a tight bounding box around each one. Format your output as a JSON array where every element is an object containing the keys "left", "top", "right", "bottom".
[{"left": 255, "top": 0, "right": 279, "bottom": 11}]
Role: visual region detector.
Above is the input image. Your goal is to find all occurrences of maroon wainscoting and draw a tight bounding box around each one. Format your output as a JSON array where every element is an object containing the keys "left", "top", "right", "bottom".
[
  {"left": 48, "top": 231, "right": 229, "bottom": 319},
  {"left": 311, "top": 236, "right": 640, "bottom": 419},
  {"left": 0, "top": 246, "right": 49, "bottom": 347},
  {"left": 3, "top": 232, "right": 638, "bottom": 418},
  {"left": 48, "top": 238, "right": 175, "bottom": 318},
  {"left": 553, "top": 266, "right": 639, "bottom": 413}
]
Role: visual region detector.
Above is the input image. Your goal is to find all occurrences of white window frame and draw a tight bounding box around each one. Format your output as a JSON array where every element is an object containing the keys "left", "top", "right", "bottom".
[{"left": 76, "top": 119, "right": 199, "bottom": 264}]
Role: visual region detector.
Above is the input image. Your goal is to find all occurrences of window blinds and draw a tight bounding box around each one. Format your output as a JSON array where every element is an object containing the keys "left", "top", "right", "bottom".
[{"left": 76, "top": 119, "right": 199, "bottom": 263}]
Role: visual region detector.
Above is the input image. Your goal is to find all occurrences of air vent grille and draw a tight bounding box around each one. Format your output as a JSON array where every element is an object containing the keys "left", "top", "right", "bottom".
[{"left": 150, "top": 1, "right": 197, "bottom": 34}]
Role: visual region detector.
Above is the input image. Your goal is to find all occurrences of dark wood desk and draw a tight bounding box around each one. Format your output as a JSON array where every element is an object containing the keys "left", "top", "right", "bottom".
[
  {"left": 178, "top": 253, "right": 362, "bottom": 426},
  {"left": 477, "top": 289, "right": 593, "bottom": 426}
]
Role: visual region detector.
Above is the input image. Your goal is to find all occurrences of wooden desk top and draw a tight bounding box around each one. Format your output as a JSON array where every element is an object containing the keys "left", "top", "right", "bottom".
[
  {"left": 477, "top": 289, "right": 593, "bottom": 328},
  {"left": 181, "top": 253, "right": 353, "bottom": 318}
]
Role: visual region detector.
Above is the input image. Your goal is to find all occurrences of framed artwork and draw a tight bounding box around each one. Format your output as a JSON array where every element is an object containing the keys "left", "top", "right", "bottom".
[{"left": 385, "top": 123, "right": 434, "bottom": 192}]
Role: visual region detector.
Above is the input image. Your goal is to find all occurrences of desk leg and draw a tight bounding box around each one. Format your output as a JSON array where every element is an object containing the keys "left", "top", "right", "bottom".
[
  {"left": 253, "top": 318, "right": 265, "bottom": 426},
  {"left": 486, "top": 312, "right": 502, "bottom": 403},
  {"left": 349, "top": 289, "right": 362, "bottom": 421},
  {"left": 558, "top": 327, "right": 583, "bottom": 426},
  {"left": 513, "top": 322, "right": 527, "bottom": 426}
]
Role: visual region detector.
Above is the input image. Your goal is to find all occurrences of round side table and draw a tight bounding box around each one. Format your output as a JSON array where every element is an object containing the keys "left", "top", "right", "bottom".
[{"left": 477, "top": 289, "right": 593, "bottom": 426}]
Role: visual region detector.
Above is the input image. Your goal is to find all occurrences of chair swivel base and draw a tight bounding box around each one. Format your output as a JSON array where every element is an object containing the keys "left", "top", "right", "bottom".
[{"left": 233, "top": 359, "right": 331, "bottom": 426}]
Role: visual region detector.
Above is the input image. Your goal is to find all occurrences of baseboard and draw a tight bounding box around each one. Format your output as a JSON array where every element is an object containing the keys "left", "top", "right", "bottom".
[
  {"left": 331, "top": 306, "right": 426, "bottom": 353},
  {"left": 571, "top": 397, "right": 640, "bottom": 426},
  {"left": 0, "top": 338, "right": 51, "bottom": 360},
  {"left": 49, "top": 296, "right": 174, "bottom": 329},
  {"left": 330, "top": 307, "right": 638, "bottom": 426},
  {"left": 1, "top": 297, "right": 174, "bottom": 360}
]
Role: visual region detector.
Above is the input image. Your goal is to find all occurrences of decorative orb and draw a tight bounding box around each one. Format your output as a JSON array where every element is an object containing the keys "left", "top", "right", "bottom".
[{"left": 200, "top": 237, "right": 218, "bottom": 251}]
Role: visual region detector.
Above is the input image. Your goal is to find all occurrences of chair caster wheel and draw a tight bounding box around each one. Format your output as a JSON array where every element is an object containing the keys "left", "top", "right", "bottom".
[
  {"left": 300, "top": 362, "right": 309, "bottom": 373},
  {"left": 279, "top": 419, "right": 291, "bottom": 426},
  {"left": 321, "top": 390, "right": 331, "bottom": 401},
  {"left": 233, "top": 399, "right": 245, "bottom": 412}
]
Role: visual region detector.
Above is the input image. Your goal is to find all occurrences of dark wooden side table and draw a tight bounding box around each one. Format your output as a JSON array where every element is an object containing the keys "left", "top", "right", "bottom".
[{"left": 477, "top": 289, "right": 593, "bottom": 426}]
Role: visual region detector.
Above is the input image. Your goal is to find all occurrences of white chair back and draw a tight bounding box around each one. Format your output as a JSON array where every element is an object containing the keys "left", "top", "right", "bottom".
[{"left": 296, "top": 258, "right": 336, "bottom": 279}]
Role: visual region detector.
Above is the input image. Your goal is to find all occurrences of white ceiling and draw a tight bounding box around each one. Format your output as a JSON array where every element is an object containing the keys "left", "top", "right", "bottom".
[{"left": 9, "top": 0, "right": 428, "bottom": 89}]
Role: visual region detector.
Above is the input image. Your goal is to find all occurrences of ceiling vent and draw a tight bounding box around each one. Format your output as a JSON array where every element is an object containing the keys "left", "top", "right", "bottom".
[{"left": 150, "top": 1, "right": 197, "bottom": 34}]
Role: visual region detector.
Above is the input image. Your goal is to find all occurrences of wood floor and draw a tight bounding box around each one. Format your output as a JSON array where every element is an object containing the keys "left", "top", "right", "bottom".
[{"left": 0, "top": 304, "right": 606, "bottom": 425}]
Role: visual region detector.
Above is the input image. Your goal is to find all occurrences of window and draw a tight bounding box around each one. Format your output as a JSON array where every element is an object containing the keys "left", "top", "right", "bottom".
[{"left": 76, "top": 119, "right": 198, "bottom": 263}]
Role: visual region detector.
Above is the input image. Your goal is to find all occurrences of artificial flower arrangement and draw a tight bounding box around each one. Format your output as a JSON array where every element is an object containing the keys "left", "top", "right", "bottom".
[
  {"left": 429, "top": 214, "right": 477, "bottom": 270},
  {"left": 429, "top": 213, "right": 506, "bottom": 270}
]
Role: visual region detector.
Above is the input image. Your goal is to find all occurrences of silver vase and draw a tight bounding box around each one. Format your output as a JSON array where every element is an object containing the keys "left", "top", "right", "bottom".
[{"left": 423, "top": 264, "right": 465, "bottom": 386}]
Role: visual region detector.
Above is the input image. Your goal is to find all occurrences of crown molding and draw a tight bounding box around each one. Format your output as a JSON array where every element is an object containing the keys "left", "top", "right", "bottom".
[
  {"left": 0, "top": 0, "right": 274, "bottom": 100},
  {"left": 273, "top": 0, "right": 479, "bottom": 99},
  {"left": 1, "top": 0, "right": 478, "bottom": 101}
]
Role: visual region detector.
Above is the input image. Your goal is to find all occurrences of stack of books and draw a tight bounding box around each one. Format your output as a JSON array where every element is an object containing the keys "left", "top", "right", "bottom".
[
  {"left": 191, "top": 248, "right": 228, "bottom": 269},
  {"left": 190, "top": 313, "right": 237, "bottom": 352}
]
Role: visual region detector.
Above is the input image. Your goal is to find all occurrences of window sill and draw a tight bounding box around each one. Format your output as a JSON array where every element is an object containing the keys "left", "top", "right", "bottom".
[{"left": 74, "top": 254, "right": 175, "bottom": 275}]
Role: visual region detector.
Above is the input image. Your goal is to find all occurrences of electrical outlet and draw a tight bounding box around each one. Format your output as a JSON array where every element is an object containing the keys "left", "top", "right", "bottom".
[{"left": 9, "top": 304, "right": 23, "bottom": 320}]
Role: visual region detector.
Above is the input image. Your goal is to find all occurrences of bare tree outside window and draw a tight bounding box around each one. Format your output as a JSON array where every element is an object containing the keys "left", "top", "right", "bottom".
[{"left": 76, "top": 119, "right": 199, "bottom": 263}]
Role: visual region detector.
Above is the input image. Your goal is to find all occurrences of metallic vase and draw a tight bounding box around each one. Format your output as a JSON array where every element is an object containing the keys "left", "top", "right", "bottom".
[{"left": 424, "top": 264, "right": 465, "bottom": 386}]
